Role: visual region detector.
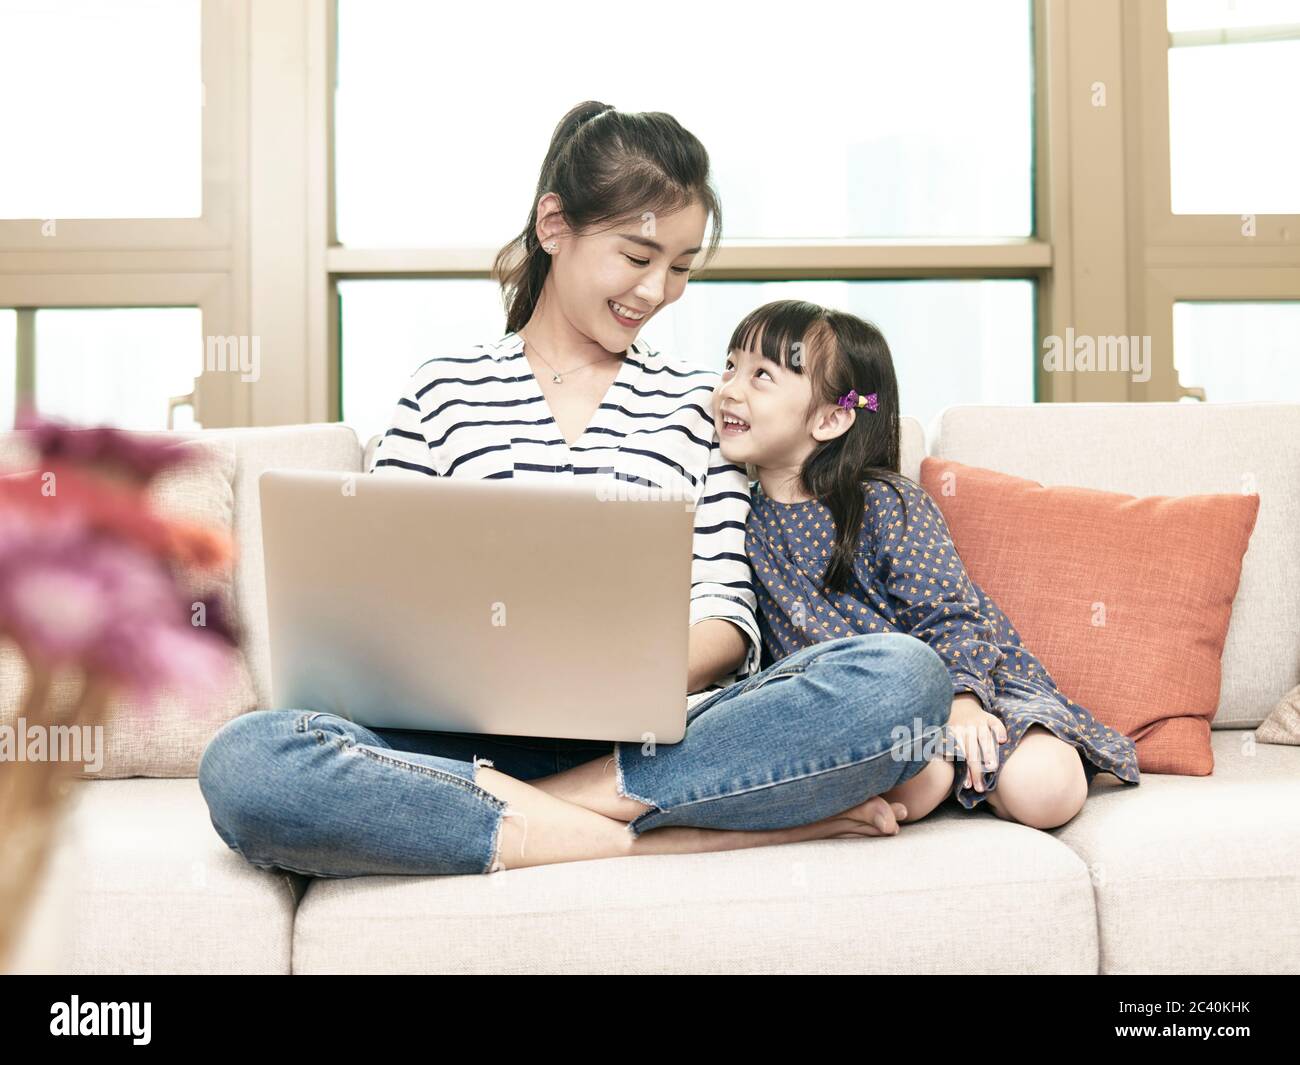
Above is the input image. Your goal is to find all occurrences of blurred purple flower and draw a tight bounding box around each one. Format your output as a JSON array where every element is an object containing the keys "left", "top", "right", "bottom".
[
  {"left": 0, "top": 525, "right": 237, "bottom": 705},
  {"left": 14, "top": 403, "right": 198, "bottom": 484},
  {"left": 189, "top": 591, "right": 241, "bottom": 647}
]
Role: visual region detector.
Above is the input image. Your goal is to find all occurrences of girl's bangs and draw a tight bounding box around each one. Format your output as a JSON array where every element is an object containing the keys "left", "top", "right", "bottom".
[{"left": 728, "top": 301, "right": 828, "bottom": 373}]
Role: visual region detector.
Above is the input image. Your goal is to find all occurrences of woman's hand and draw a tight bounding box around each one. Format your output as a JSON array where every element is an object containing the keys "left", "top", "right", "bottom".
[
  {"left": 686, "top": 619, "right": 750, "bottom": 694},
  {"left": 946, "top": 693, "right": 1008, "bottom": 793}
]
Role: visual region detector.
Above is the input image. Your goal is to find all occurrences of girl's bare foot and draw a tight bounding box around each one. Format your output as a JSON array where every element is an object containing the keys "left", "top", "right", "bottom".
[{"left": 881, "top": 756, "right": 956, "bottom": 823}]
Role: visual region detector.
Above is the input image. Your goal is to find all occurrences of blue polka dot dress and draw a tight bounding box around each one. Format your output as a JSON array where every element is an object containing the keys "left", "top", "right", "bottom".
[{"left": 745, "top": 476, "right": 1141, "bottom": 811}]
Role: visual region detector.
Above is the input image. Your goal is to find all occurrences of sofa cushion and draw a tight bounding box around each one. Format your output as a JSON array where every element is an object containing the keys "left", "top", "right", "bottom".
[
  {"left": 292, "top": 811, "right": 1097, "bottom": 974},
  {"left": 919, "top": 456, "right": 1259, "bottom": 775},
  {"left": 929, "top": 403, "right": 1300, "bottom": 729},
  {"left": 0, "top": 435, "right": 259, "bottom": 777},
  {"left": 899, "top": 416, "right": 925, "bottom": 481},
  {"left": 1050, "top": 729, "right": 1300, "bottom": 974},
  {"left": 10, "top": 778, "right": 306, "bottom": 974},
  {"left": 175, "top": 424, "right": 363, "bottom": 709},
  {"left": 1257, "top": 683, "right": 1300, "bottom": 744}
]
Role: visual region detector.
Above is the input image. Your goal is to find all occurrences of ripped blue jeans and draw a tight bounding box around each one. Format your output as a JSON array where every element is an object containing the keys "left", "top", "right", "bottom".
[{"left": 197, "top": 632, "right": 952, "bottom": 878}]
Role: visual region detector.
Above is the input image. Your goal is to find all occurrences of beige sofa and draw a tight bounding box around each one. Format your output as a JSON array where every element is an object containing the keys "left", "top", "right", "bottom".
[{"left": 10, "top": 403, "right": 1300, "bottom": 974}]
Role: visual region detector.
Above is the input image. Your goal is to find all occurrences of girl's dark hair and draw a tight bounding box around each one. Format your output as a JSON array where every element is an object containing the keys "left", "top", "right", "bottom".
[
  {"left": 493, "top": 101, "right": 723, "bottom": 334},
  {"left": 728, "top": 299, "right": 914, "bottom": 597}
]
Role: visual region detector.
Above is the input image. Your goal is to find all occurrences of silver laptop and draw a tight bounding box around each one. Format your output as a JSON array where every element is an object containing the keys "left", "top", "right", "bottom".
[{"left": 259, "top": 469, "right": 695, "bottom": 743}]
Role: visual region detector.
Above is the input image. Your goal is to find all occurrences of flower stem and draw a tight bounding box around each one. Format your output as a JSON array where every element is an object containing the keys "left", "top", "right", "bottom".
[{"left": 0, "top": 662, "right": 116, "bottom": 971}]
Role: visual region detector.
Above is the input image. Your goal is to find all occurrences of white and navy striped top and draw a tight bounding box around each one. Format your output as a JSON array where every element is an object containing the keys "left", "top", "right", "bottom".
[{"left": 367, "top": 330, "right": 762, "bottom": 709}]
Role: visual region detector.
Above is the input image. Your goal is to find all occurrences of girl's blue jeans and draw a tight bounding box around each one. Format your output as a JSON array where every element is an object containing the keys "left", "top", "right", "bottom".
[{"left": 198, "top": 632, "right": 953, "bottom": 878}]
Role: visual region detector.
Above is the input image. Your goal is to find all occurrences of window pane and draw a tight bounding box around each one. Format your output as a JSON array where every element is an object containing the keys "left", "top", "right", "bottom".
[
  {"left": 342, "top": 279, "right": 1034, "bottom": 447},
  {"left": 0, "top": 0, "right": 202, "bottom": 219},
  {"left": 1167, "top": 0, "right": 1300, "bottom": 214},
  {"left": 1167, "top": 0, "right": 1300, "bottom": 32},
  {"left": 0, "top": 310, "right": 14, "bottom": 427},
  {"left": 339, "top": 279, "right": 507, "bottom": 445},
  {"left": 1174, "top": 301, "right": 1300, "bottom": 402},
  {"left": 335, "top": 0, "right": 1033, "bottom": 246},
  {"left": 34, "top": 308, "right": 203, "bottom": 430}
]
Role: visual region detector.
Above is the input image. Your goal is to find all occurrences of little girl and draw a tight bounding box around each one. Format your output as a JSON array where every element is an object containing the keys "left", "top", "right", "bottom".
[{"left": 714, "top": 299, "right": 1140, "bottom": 828}]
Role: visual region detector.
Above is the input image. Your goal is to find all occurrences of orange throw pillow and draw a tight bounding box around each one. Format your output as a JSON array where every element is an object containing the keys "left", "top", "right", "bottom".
[{"left": 919, "top": 458, "right": 1260, "bottom": 775}]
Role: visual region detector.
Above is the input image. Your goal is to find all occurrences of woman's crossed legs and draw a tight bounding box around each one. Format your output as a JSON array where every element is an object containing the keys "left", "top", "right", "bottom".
[
  {"left": 486, "top": 632, "right": 954, "bottom": 871},
  {"left": 200, "top": 633, "right": 955, "bottom": 877}
]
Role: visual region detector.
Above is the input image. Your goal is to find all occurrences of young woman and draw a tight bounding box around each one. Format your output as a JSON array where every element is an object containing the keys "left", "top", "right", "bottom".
[{"left": 198, "top": 102, "right": 953, "bottom": 878}]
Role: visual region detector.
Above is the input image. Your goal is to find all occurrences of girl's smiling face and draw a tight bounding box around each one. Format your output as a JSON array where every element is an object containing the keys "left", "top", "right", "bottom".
[
  {"left": 714, "top": 337, "right": 818, "bottom": 470},
  {"left": 537, "top": 192, "right": 706, "bottom": 354}
]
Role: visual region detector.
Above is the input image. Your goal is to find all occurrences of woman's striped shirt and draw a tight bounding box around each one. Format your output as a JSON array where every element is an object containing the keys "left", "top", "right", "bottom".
[{"left": 367, "top": 329, "right": 762, "bottom": 710}]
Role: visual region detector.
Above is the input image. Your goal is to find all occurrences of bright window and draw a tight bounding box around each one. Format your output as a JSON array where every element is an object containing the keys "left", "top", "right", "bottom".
[
  {"left": 1174, "top": 300, "right": 1300, "bottom": 402},
  {"left": 29, "top": 308, "right": 203, "bottom": 430},
  {"left": 0, "top": 0, "right": 203, "bottom": 219},
  {"left": 1167, "top": 0, "right": 1300, "bottom": 214},
  {"left": 0, "top": 310, "right": 15, "bottom": 425},
  {"left": 340, "top": 279, "right": 1034, "bottom": 447},
  {"left": 334, "top": 0, "right": 1033, "bottom": 247}
]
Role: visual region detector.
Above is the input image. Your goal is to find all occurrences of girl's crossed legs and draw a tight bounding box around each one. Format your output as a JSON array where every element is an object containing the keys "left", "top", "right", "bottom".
[{"left": 881, "top": 724, "right": 1089, "bottom": 829}]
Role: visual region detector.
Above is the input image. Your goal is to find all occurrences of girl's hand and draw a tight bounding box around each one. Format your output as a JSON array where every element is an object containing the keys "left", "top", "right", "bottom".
[{"left": 946, "top": 693, "right": 1008, "bottom": 793}]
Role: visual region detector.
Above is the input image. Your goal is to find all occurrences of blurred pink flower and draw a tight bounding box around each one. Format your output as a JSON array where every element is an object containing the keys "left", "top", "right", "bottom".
[
  {"left": 0, "top": 530, "right": 236, "bottom": 702},
  {"left": 0, "top": 457, "right": 233, "bottom": 573},
  {"left": 14, "top": 403, "right": 199, "bottom": 485},
  {"left": 1, "top": 413, "right": 241, "bottom": 708}
]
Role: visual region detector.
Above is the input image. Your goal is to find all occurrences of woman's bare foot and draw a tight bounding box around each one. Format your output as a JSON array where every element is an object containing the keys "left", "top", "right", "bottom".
[
  {"left": 477, "top": 764, "right": 912, "bottom": 872},
  {"left": 534, "top": 753, "right": 916, "bottom": 833},
  {"left": 821, "top": 795, "right": 910, "bottom": 838},
  {"left": 622, "top": 794, "right": 911, "bottom": 859}
]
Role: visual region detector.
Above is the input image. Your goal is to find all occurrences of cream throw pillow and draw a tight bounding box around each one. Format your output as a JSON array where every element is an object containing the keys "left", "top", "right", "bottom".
[
  {"left": 0, "top": 434, "right": 258, "bottom": 777},
  {"left": 1256, "top": 684, "right": 1300, "bottom": 745}
]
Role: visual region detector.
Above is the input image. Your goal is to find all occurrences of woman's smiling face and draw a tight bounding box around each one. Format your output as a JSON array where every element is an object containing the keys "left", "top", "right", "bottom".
[{"left": 538, "top": 193, "right": 707, "bottom": 353}]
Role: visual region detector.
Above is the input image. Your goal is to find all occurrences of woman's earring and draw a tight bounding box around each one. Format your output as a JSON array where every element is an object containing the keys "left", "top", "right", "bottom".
[{"left": 544, "top": 240, "right": 558, "bottom": 253}]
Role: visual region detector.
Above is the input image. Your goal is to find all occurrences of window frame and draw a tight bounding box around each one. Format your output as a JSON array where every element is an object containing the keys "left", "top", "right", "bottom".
[
  {"left": 0, "top": 0, "right": 247, "bottom": 427},
  {"left": 1126, "top": 0, "right": 1300, "bottom": 401},
  {"left": 7, "top": 1, "right": 1291, "bottom": 429},
  {"left": 311, "top": 0, "right": 1059, "bottom": 426},
  {"left": 0, "top": 0, "right": 236, "bottom": 251}
]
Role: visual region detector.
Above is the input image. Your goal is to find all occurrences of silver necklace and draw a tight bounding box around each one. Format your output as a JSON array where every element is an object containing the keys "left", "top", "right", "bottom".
[{"left": 521, "top": 331, "right": 622, "bottom": 384}]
